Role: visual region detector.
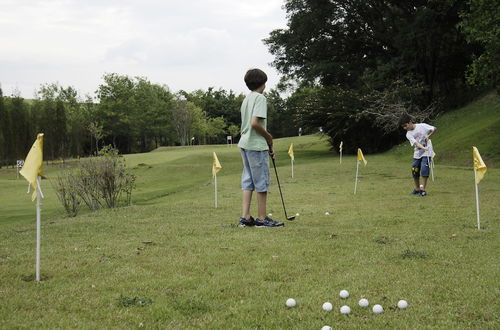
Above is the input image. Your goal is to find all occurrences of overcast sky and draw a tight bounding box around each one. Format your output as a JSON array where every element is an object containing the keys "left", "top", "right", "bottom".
[{"left": 0, "top": 0, "right": 287, "bottom": 98}]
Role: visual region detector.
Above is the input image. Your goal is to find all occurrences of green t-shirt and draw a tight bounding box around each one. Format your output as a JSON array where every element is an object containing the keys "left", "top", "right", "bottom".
[{"left": 237, "top": 92, "right": 268, "bottom": 151}]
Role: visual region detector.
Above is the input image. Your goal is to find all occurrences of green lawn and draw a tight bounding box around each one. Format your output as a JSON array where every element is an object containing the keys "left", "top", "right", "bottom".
[{"left": 1, "top": 133, "right": 499, "bottom": 329}]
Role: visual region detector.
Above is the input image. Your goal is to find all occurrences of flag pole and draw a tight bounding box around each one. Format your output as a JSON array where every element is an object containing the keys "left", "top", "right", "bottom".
[
  {"left": 340, "top": 150, "right": 342, "bottom": 164},
  {"left": 291, "top": 159, "right": 294, "bottom": 178},
  {"left": 214, "top": 173, "right": 218, "bottom": 208},
  {"left": 474, "top": 169, "right": 480, "bottom": 230},
  {"left": 35, "top": 176, "right": 42, "bottom": 281},
  {"left": 354, "top": 161, "right": 359, "bottom": 194}
]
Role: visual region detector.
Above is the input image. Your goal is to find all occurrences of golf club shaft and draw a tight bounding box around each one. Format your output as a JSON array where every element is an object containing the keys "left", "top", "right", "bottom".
[{"left": 271, "top": 156, "right": 289, "bottom": 219}]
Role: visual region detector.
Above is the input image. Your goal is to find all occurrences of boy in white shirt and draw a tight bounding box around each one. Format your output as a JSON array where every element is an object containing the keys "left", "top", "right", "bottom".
[{"left": 399, "top": 114, "right": 437, "bottom": 196}]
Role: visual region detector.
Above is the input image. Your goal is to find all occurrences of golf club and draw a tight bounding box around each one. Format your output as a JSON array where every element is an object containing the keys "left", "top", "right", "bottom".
[{"left": 271, "top": 156, "right": 295, "bottom": 221}]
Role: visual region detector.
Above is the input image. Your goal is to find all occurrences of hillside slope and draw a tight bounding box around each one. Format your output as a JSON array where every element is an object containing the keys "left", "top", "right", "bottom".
[{"left": 390, "top": 91, "right": 499, "bottom": 167}]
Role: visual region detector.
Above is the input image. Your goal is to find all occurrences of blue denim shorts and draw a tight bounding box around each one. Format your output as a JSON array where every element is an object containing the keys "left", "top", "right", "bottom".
[
  {"left": 412, "top": 157, "right": 430, "bottom": 178},
  {"left": 240, "top": 148, "right": 270, "bottom": 192}
]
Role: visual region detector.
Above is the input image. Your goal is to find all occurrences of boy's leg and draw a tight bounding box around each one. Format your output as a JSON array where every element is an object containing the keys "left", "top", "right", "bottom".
[
  {"left": 240, "top": 149, "right": 255, "bottom": 220},
  {"left": 256, "top": 191, "right": 267, "bottom": 220},
  {"left": 242, "top": 190, "right": 253, "bottom": 219},
  {"left": 420, "top": 157, "right": 430, "bottom": 191},
  {"left": 411, "top": 158, "right": 422, "bottom": 192}
]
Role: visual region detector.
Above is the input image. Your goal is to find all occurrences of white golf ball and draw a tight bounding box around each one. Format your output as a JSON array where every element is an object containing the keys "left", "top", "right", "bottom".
[
  {"left": 340, "top": 305, "right": 351, "bottom": 314},
  {"left": 372, "top": 304, "right": 384, "bottom": 314},
  {"left": 322, "top": 302, "right": 333, "bottom": 311},
  {"left": 268, "top": 213, "right": 273, "bottom": 217},
  {"left": 397, "top": 300, "right": 408, "bottom": 309},
  {"left": 285, "top": 298, "right": 296, "bottom": 307},
  {"left": 325, "top": 212, "right": 330, "bottom": 215},
  {"left": 339, "top": 290, "right": 349, "bottom": 299},
  {"left": 321, "top": 326, "right": 332, "bottom": 330},
  {"left": 358, "top": 298, "right": 369, "bottom": 307},
  {"left": 295, "top": 213, "right": 300, "bottom": 216}
]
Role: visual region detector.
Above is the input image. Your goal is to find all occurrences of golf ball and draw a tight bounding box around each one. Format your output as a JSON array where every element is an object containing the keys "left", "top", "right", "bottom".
[
  {"left": 268, "top": 213, "right": 273, "bottom": 217},
  {"left": 372, "top": 304, "right": 384, "bottom": 314},
  {"left": 339, "top": 290, "right": 349, "bottom": 299},
  {"left": 397, "top": 300, "right": 408, "bottom": 309},
  {"left": 295, "top": 213, "right": 300, "bottom": 216},
  {"left": 322, "top": 302, "right": 333, "bottom": 311},
  {"left": 340, "top": 305, "right": 351, "bottom": 314},
  {"left": 358, "top": 298, "right": 369, "bottom": 307},
  {"left": 285, "top": 298, "right": 296, "bottom": 307},
  {"left": 321, "top": 326, "right": 332, "bottom": 330},
  {"left": 325, "top": 212, "right": 330, "bottom": 215}
]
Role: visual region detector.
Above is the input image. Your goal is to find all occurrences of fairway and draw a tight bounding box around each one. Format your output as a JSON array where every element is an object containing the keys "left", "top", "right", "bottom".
[{"left": 1, "top": 134, "right": 499, "bottom": 329}]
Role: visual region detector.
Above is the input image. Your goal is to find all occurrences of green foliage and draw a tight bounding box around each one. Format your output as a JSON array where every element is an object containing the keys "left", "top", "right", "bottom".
[
  {"left": 460, "top": 0, "right": 500, "bottom": 88},
  {"left": 51, "top": 146, "right": 136, "bottom": 216}
]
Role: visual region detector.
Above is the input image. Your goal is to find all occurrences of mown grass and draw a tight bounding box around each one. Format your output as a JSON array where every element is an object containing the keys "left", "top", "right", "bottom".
[{"left": 1, "top": 132, "right": 499, "bottom": 329}]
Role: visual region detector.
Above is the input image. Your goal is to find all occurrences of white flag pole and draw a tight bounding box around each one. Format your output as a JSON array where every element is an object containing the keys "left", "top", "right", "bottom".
[
  {"left": 35, "top": 176, "right": 44, "bottom": 282},
  {"left": 291, "top": 159, "right": 294, "bottom": 178},
  {"left": 214, "top": 173, "right": 218, "bottom": 208},
  {"left": 340, "top": 150, "right": 342, "bottom": 164},
  {"left": 474, "top": 170, "right": 480, "bottom": 230},
  {"left": 354, "top": 161, "right": 359, "bottom": 194}
]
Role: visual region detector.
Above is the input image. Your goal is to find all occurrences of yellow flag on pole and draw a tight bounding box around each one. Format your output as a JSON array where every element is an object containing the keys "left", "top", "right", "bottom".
[
  {"left": 472, "top": 147, "right": 487, "bottom": 183},
  {"left": 20, "top": 133, "right": 44, "bottom": 201},
  {"left": 212, "top": 152, "right": 222, "bottom": 177},
  {"left": 288, "top": 143, "right": 294, "bottom": 161},
  {"left": 357, "top": 148, "right": 367, "bottom": 166},
  {"left": 339, "top": 141, "right": 343, "bottom": 152}
]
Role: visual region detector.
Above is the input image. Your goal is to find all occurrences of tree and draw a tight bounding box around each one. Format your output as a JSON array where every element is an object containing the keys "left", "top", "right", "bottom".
[
  {"left": 265, "top": 0, "right": 474, "bottom": 105},
  {"left": 460, "top": 0, "right": 500, "bottom": 88}
]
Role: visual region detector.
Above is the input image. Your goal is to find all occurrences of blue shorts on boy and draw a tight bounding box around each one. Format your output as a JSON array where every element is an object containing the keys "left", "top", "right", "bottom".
[
  {"left": 238, "top": 91, "right": 270, "bottom": 192},
  {"left": 240, "top": 149, "right": 270, "bottom": 192},
  {"left": 412, "top": 157, "right": 430, "bottom": 178}
]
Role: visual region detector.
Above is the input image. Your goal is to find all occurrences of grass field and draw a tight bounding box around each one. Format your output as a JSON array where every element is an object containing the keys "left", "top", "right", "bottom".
[{"left": 1, "top": 94, "right": 499, "bottom": 329}]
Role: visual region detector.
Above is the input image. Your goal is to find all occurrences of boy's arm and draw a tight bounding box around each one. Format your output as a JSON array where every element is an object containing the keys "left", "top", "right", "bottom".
[
  {"left": 251, "top": 116, "right": 274, "bottom": 155},
  {"left": 425, "top": 127, "right": 436, "bottom": 141}
]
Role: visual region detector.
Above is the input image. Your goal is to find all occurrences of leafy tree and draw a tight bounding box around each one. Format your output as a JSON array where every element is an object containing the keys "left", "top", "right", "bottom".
[
  {"left": 460, "top": 0, "right": 500, "bottom": 88},
  {"left": 96, "top": 73, "right": 135, "bottom": 153}
]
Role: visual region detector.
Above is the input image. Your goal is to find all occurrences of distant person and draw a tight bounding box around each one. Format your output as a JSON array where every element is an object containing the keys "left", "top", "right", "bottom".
[
  {"left": 399, "top": 114, "right": 437, "bottom": 196},
  {"left": 238, "top": 69, "right": 284, "bottom": 227},
  {"left": 298, "top": 127, "right": 302, "bottom": 136}
]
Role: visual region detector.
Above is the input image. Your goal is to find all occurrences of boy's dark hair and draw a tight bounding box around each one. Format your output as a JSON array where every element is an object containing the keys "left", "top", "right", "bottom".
[
  {"left": 244, "top": 69, "right": 267, "bottom": 91},
  {"left": 398, "top": 113, "right": 413, "bottom": 127}
]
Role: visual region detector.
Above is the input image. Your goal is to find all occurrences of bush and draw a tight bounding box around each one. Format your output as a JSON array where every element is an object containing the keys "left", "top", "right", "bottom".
[{"left": 52, "top": 146, "right": 136, "bottom": 216}]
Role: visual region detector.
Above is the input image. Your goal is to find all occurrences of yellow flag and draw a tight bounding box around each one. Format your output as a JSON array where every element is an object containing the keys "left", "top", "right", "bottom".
[
  {"left": 339, "top": 141, "right": 343, "bottom": 152},
  {"left": 472, "top": 146, "right": 487, "bottom": 183},
  {"left": 288, "top": 143, "right": 294, "bottom": 161},
  {"left": 20, "top": 133, "right": 44, "bottom": 201},
  {"left": 212, "top": 152, "right": 222, "bottom": 177},
  {"left": 357, "top": 148, "right": 367, "bottom": 166}
]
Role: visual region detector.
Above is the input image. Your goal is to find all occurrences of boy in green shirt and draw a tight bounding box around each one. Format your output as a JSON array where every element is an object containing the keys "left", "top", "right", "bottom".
[{"left": 238, "top": 69, "right": 284, "bottom": 227}]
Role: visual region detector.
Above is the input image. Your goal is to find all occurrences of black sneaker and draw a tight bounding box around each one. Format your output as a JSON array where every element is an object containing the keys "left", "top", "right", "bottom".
[
  {"left": 239, "top": 216, "right": 256, "bottom": 227},
  {"left": 410, "top": 189, "right": 420, "bottom": 195},
  {"left": 255, "top": 216, "right": 284, "bottom": 227},
  {"left": 419, "top": 190, "right": 427, "bottom": 196}
]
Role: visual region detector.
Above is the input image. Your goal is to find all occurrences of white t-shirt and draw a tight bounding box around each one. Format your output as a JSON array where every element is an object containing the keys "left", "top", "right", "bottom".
[{"left": 406, "top": 123, "right": 436, "bottom": 159}]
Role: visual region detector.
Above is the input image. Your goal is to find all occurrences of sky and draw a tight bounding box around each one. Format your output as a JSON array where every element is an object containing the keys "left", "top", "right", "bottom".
[{"left": 0, "top": 0, "right": 288, "bottom": 98}]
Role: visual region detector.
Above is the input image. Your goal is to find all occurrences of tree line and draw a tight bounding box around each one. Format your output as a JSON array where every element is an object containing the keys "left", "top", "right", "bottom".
[{"left": 0, "top": 73, "right": 298, "bottom": 167}]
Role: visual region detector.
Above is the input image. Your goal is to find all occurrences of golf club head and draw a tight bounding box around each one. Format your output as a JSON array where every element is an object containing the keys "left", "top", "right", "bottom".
[{"left": 286, "top": 216, "right": 296, "bottom": 221}]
